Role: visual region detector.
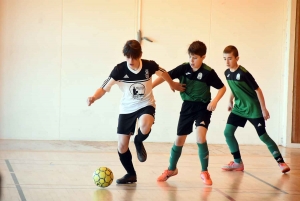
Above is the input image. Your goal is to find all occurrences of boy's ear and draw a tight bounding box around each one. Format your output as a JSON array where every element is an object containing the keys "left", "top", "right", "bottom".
[
  {"left": 236, "top": 56, "right": 239, "bottom": 61},
  {"left": 202, "top": 55, "right": 206, "bottom": 59}
]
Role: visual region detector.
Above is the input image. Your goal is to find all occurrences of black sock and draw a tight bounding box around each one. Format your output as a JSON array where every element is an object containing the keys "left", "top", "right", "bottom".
[
  {"left": 275, "top": 155, "right": 284, "bottom": 163},
  {"left": 134, "top": 128, "right": 150, "bottom": 143},
  {"left": 118, "top": 149, "right": 136, "bottom": 175}
]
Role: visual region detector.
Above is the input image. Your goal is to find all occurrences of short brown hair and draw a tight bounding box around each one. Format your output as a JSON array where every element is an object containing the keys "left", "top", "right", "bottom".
[
  {"left": 123, "top": 40, "right": 142, "bottom": 59},
  {"left": 188, "top": 41, "right": 206, "bottom": 57},
  {"left": 223, "top": 45, "right": 239, "bottom": 57}
]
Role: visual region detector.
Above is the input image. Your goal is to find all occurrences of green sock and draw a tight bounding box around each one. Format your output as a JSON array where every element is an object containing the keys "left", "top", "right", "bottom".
[
  {"left": 168, "top": 144, "right": 183, "bottom": 170},
  {"left": 259, "top": 133, "right": 281, "bottom": 158},
  {"left": 224, "top": 124, "right": 241, "bottom": 163},
  {"left": 197, "top": 142, "right": 209, "bottom": 171}
]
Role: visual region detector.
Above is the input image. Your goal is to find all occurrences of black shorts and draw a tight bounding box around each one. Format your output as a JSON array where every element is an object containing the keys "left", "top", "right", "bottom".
[
  {"left": 117, "top": 105, "right": 155, "bottom": 135},
  {"left": 227, "top": 112, "right": 266, "bottom": 136},
  {"left": 177, "top": 101, "right": 212, "bottom": 135}
]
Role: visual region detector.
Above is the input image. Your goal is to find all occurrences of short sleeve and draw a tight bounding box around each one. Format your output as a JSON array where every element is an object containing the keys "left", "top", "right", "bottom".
[{"left": 206, "top": 69, "right": 224, "bottom": 89}]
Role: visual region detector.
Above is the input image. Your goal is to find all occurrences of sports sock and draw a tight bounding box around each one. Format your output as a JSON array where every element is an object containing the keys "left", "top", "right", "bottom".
[
  {"left": 224, "top": 124, "right": 242, "bottom": 163},
  {"left": 197, "top": 141, "right": 209, "bottom": 171},
  {"left": 259, "top": 133, "right": 284, "bottom": 163},
  {"left": 118, "top": 149, "right": 136, "bottom": 175},
  {"left": 134, "top": 128, "right": 150, "bottom": 143},
  {"left": 168, "top": 144, "right": 183, "bottom": 170}
]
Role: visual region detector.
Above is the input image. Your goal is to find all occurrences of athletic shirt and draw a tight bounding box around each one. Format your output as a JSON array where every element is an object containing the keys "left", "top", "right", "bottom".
[
  {"left": 101, "top": 59, "right": 165, "bottom": 114},
  {"left": 224, "top": 65, "right": 262, "bottom": 118},
  {"left": 168, "top": 63, "right": 224, "bottom": 103}
]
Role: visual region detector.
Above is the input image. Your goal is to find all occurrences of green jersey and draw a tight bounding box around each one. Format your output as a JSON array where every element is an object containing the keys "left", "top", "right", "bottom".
[
  {"left": 225, "top": 66, "right": 262, "bottom": 118},
  {"left": 169, "top": 63, "right": 224, "bottom": 103}
]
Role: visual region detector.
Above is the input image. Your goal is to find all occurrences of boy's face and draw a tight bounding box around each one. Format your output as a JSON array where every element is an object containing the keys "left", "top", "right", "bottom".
[
  {"left": 126, "top": 55, "right": 141, "bottom": 69},
  {"left": 189, "top": 53, "right": 205, "bottom": 69},
  {"left": 223, "top": 52, "right": 239, "bottom": 68}
]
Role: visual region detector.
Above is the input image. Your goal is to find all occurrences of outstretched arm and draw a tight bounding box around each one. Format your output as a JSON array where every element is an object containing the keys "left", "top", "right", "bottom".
[
  {"left": 255, "top": 87, "right": 270, "bottom": 120},
  {"left": 87, "top": 88, "right": 107, "bottom": 106},
  {"left": 152, "top": 77, "right": 165, "bottom": 89},
  {"left": 155, "top": 71, "right": 185, "bottom": 92},
  {"left": 207, "top": 86, "right": 226, "bottom": 111}
]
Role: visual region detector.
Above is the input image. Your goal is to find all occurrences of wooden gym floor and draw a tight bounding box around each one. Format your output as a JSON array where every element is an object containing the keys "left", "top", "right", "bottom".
[{"left": 0, "top": 140, "right": 299, "bottom": 201}]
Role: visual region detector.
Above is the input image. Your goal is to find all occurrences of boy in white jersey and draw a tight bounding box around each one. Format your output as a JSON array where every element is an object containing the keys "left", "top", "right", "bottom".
[{"left": 87, "top": 40, "right": 185, "bottom": 184}]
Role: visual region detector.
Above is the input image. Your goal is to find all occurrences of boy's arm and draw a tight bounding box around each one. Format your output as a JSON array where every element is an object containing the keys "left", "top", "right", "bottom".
[
  {"left": 255, "top": 87, "right": 270, "bottom": 120},
  {"left": 228, "top": 92, "right": 234, "bottom": 111},
  {"left": 155, "top": 71, "right": 185, "bottom": 92},
  {"left": 207, "top": 85, "right": 226, "bottom": 111},
  {"left": 87, "top": 88, "right": 107, "bottom": 106},
  {"left": 152, "top": 77, "right": 165, "bottom": 88}
]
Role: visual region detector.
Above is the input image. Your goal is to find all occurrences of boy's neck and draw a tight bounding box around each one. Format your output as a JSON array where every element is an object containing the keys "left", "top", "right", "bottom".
[
  {"left": 229, "top": 64, "right": 239, "bottom": 72},
  {"left": 192, "top": 62, "right": 203, "bottom": 72}
]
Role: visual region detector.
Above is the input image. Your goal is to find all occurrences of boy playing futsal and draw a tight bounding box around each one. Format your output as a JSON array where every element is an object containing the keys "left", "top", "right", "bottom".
[
  {"left": 221, "top": 45, "right": 290, "bottom": 173},
  {"left": 87, "top": 40, "right": 185, "bottom": 184},
  {"left": 153, "top": 41, "right": 226, "bottom": 185}
]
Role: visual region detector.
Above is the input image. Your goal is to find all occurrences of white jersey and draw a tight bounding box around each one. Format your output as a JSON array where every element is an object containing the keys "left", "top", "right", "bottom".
[{"left": 101, "top": 59, "right": 165, "bottom": 114}]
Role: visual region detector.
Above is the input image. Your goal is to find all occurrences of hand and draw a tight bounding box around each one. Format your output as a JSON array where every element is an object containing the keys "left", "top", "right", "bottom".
[
  {"left": 170, "top": 82, "right": 186, "bottom": 92},
  {"left": 87, "top": 96, "right": 95, "bottom": 106},
  {"left": 207, "top": 100, "right": 217, "bottom": 111},
  {"left": 228, "top": 101, "right": 233, "bottom": 111},
  {"left": 262, "top": 108, "right": 270, "bottom": 120}
]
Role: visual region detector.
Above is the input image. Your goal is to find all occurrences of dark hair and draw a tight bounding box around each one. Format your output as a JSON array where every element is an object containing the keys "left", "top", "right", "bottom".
[
  {"left": 188, "top": 41, "right": 206, "bottom": 57},
  {"left": 223, "top": 45, "right": 239, "bottom": 57},
  {"left": 123, "top": 40, "right": 142, "bottom": 59}
]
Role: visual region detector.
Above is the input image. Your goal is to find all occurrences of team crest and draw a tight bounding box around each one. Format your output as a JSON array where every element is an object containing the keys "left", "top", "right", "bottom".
[
  {"left": 145, "top": 69, "right": 149, "bottom": 79},
  {"left": 129, "top": 83, "right": 145, "bottom": 100},
  {"left": 197, "top": 72, "right": 203, "bottom": 80},
  {"left": 236, "top": 73, "right": 240, "bottom": 80}
]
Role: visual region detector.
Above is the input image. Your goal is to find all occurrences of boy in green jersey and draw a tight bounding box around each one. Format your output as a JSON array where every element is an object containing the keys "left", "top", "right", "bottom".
[
  {"left": 153, "top": 41, "right": 226, "bottom": 185},
  {"left": 222, "top": 45, "right": 290, "bottom": 173}
]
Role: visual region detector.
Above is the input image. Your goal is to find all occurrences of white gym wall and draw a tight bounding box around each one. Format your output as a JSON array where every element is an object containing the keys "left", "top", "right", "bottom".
[{"left": 0, "top": 0, "right": 296, "bottom": 147}]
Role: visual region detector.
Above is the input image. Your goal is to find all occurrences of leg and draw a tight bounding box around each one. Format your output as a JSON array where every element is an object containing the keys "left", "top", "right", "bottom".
[
  {"left": 157, "top": 135, "right": 186, "bottom": 182},
  {"left": 116, "top": 134, "right": 137, "bottom": 184},
  {"left": 196, "top": 126, "right": 209, "bottom": 171},
  {"left": 195, "top": 118, "right": 212, "bottom": 185},
  {"left": 222, "top": 113, "right": 246, "bottom": 171},
  {"left": 134, "top": 113, "right": 154, "bottom": 162},
  {"left": 249, "top": 118, "right": 290, "bottom": 173}
]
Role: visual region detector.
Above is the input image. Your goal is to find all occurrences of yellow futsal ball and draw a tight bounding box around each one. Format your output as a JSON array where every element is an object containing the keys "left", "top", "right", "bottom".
[{"left": 93, "top": 167, "right": 114, "bottom": 188}]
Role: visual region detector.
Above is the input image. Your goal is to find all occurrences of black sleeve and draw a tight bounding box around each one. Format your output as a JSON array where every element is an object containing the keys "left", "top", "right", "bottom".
[
  {"left": 244, "top": 71, "right": 259, "bottom": 90},
  {"left": 207, "top": 69, "right": 224, "bottom": 89},
  {"left": 168, "top": 64, "right": 186, "bottom": 80},
  {"left": 109, "top": 66, "right": 121, "bottom": 81},
  {"left": 147, "top": 60, "right": 160, "bottom": 75}
]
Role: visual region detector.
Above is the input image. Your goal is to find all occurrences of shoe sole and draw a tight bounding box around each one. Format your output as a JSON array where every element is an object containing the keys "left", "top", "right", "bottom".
[
  {"left": 221, "top": 168, "right": 244, "bottom": 171},
  {"left": 157, "top": 170, "right": 178, "bottom": 182},
  {"left": 135, "top": 142, "right": 147, "bottom": 162},
  {"left": 282, "top": 168, "right": 290, "bottom": 173},
  {"left": 116, "top": 180, "right": 137, "bottom": 184}
]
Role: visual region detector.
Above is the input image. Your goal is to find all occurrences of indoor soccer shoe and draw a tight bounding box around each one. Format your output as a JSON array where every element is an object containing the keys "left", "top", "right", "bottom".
[
  {"left": 157, "top": 168, "right": 178, "bottom": 182},
  {"left": 222, "top": 161, "right": 244, "bottom": 171},
  {"left": 278, "top": 162, "right": 290, "bottom": 173},
  {"left": 134, "top": 141, "right": 147, "bottom": 162},
  {"left": 200, "top": 171, "right": 212, "bottom": 185},
  {"left": 116, "top": 174, "right": 137, "bottom": 184}
]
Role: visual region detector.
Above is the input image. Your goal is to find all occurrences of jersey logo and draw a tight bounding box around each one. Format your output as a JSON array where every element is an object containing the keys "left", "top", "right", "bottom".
[
  {"left": 129, "top": 83, "right": 145, "bottom": 100},
  {"left": 227, "top": 74, "right": 230, "bottom": 77},
  {"left": 145, "top": 69, "right": 149, "bottom": 79},
  {"left": 257, "top": 123, "right": 262, "bottom": 127},
  {"left": 200, "top": 121, "right": 205, "bottom": 125},
  {"left": 236, "top": 73, "right": 240, "bottom": 80},
  {"left": 186, "top": 72, "right": 191, "bottom": 75},
  {"left": 203, "top": 155, "right": 209, "bottom": 159},
  {"left": 197, "top": 72, "right": 203, "bottom": 80},
  {"left": 123, "top": 74, "right": 129, "bottom": 78}
]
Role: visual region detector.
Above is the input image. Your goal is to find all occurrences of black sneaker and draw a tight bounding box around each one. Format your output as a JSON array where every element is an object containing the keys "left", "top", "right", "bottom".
[
  {"left": 116, "top": 174, "right": 137, "bottom": 184},
  {"left": 134, "top": 140, "right": 147, "bottom": 162}
]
